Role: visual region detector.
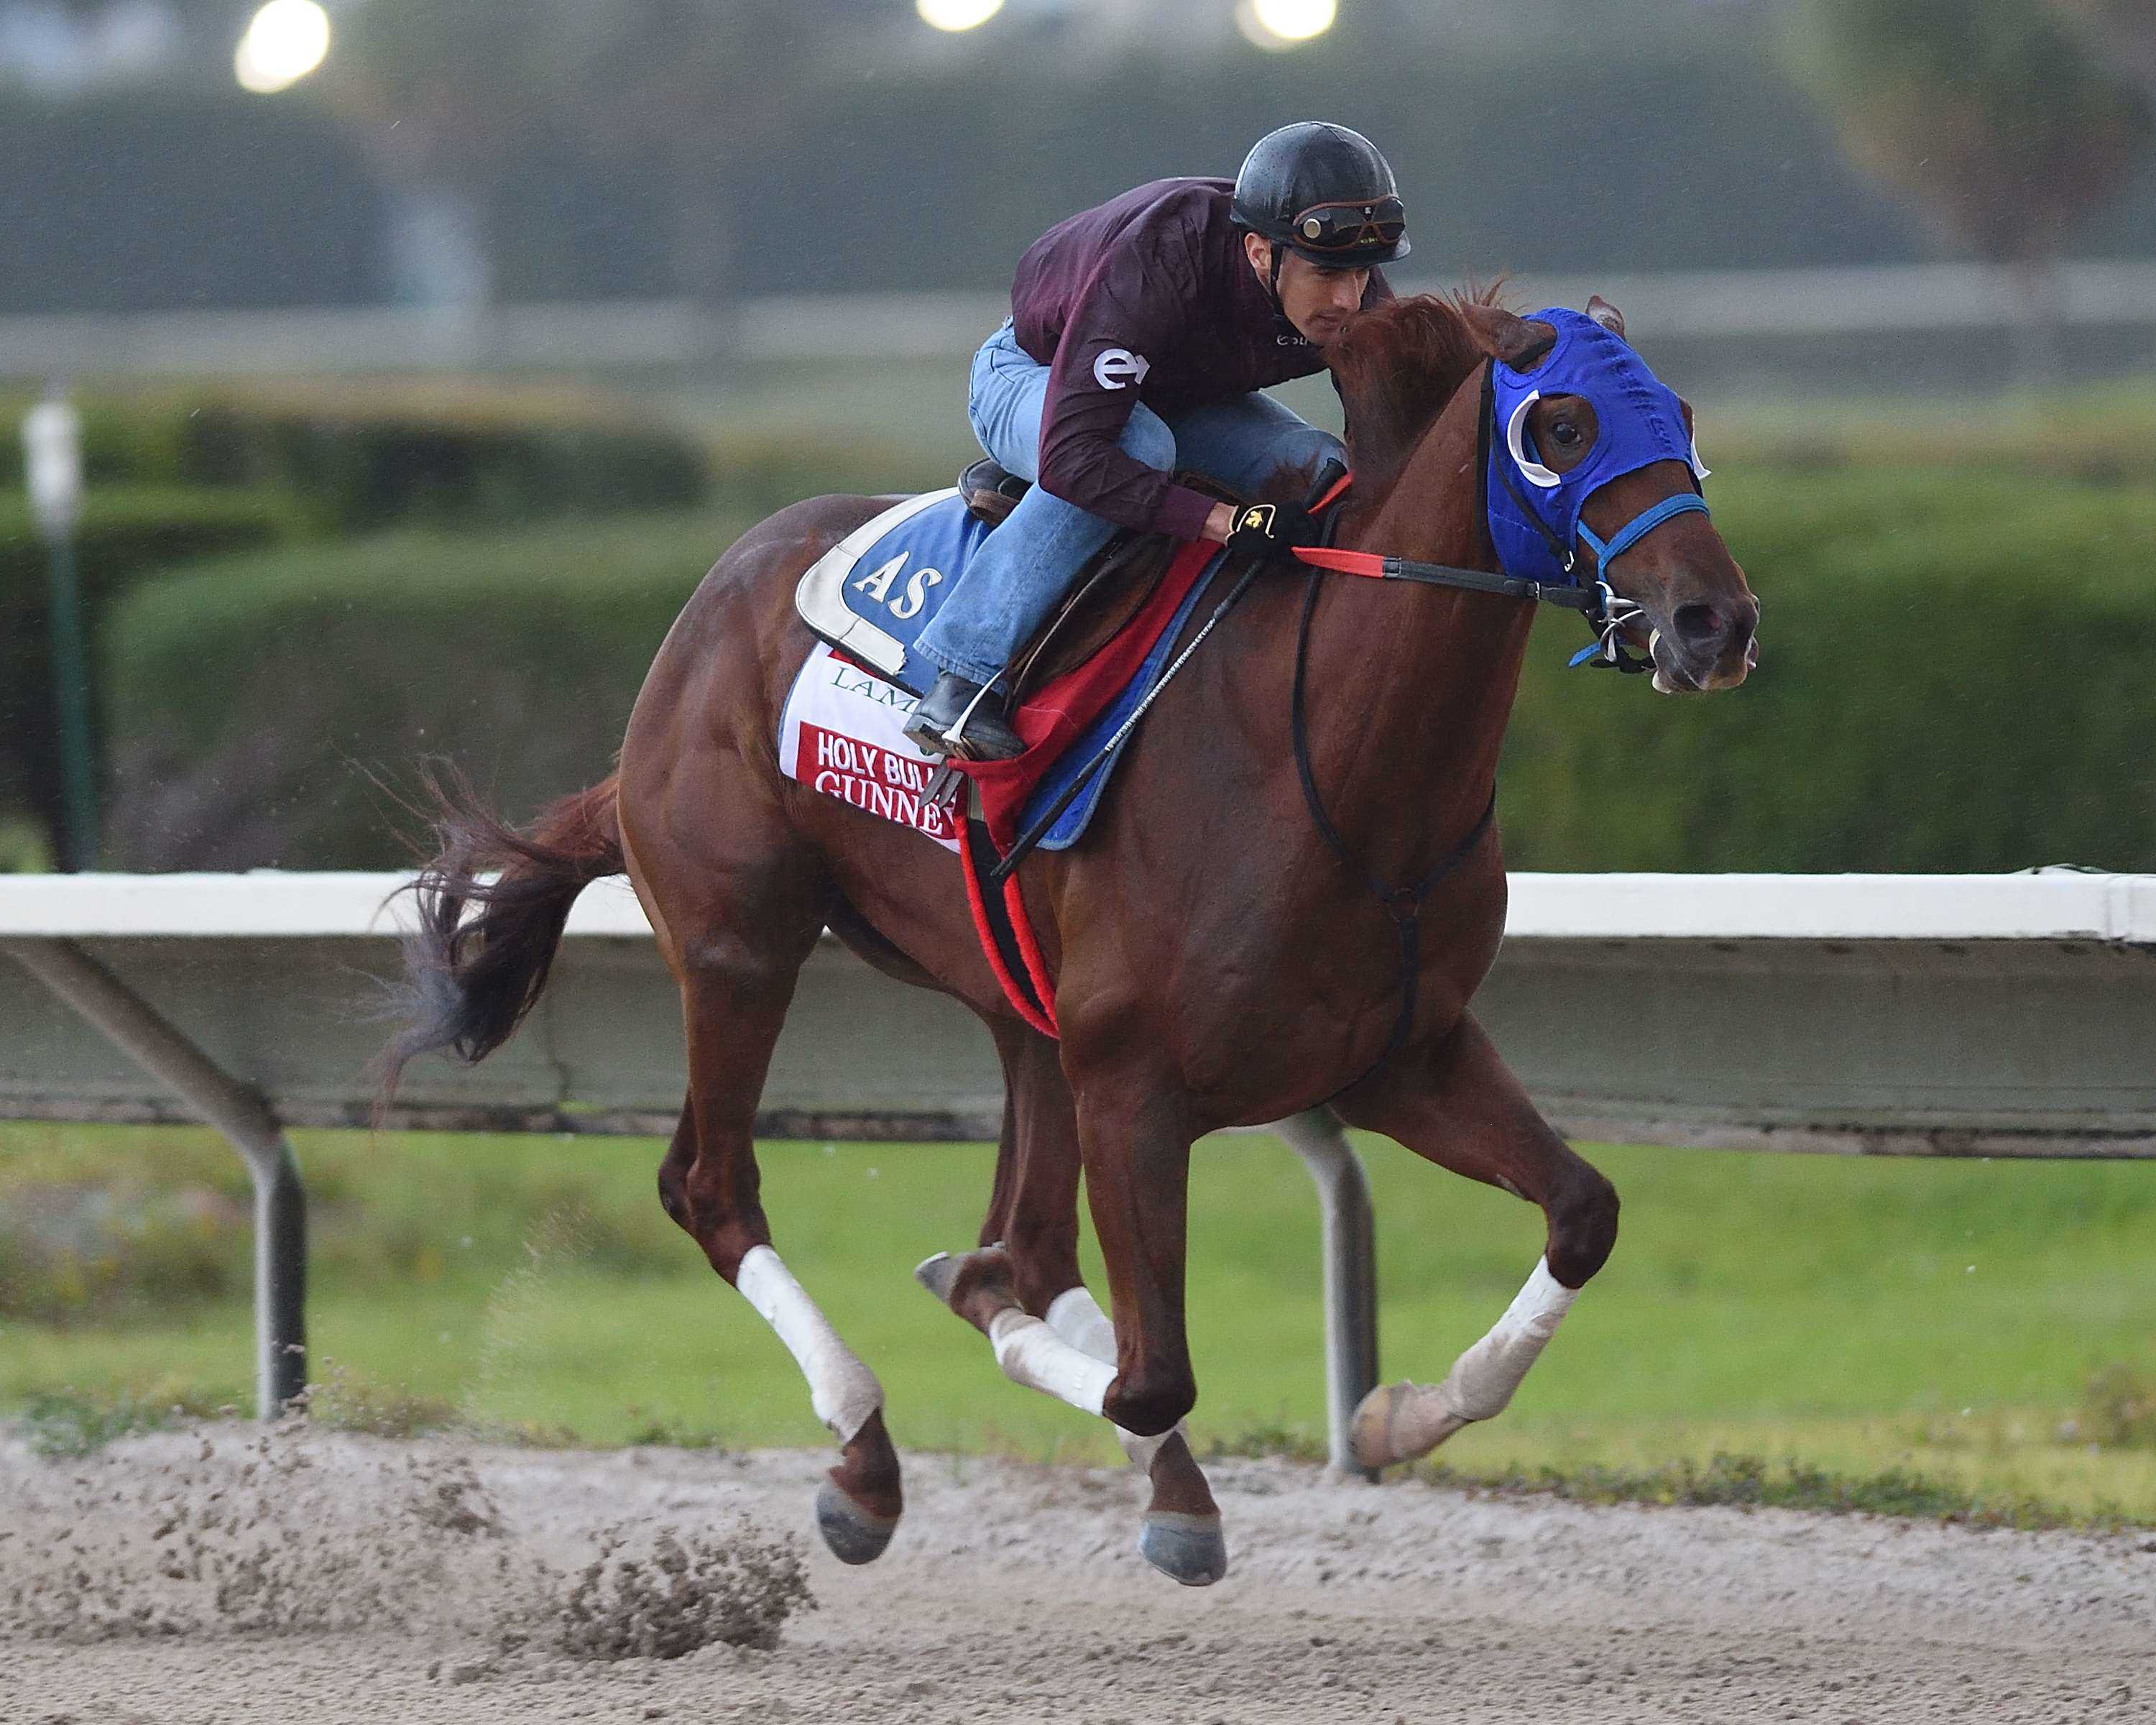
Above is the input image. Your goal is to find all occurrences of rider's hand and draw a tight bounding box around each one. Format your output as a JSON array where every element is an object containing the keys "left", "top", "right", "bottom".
[{"left": 1223, "top": 500, "right": 1322, "bottom": 565}]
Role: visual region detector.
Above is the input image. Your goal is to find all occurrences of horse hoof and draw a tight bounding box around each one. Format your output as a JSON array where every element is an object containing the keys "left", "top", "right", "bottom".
[
  {"left": 815, "top": 1478, "right": 900, "bottom": 1565},
  {"left": 912, "top": 1246, "right": 1016, "bottom": 1333},
  {"left": 1138, "top": 1510, "right": 1227, "bottom": 1587},
  {"left": 1350, "top": 1381, "right": 1468, "bottom": 1471},
  {"left": 1350, "top": 1381, "right": 1411, "bottom": 1471},
  {"left": 913, "top": 1250, "right": 962, "bottom": 1305}
]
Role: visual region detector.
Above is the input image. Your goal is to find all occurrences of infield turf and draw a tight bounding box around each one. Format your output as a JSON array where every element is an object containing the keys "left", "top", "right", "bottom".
[{"left": 4, "top": 1121, "right": 2151, "bottom": 1523}]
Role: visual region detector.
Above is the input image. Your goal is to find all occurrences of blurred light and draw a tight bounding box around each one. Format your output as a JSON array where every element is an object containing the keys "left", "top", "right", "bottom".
[
  {"left": 1236, "top": 0, "right": 1337, "bottom": 50},
  {"left": 234, "top": 0, "right": 330, "bottom": 95},
  {"left": 917, "top": 0, "right": 1004, "bottom": 32},
  {"left": 23, "top": 390, "right": 83, "bottom": 540}
]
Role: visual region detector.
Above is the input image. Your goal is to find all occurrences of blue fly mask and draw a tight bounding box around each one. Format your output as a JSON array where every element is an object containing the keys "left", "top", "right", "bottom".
[{"left": 1483, "top": 306, "right": 1711, "bottom": 670}]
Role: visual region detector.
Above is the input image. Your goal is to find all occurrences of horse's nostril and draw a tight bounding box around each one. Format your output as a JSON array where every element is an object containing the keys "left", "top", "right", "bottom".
[{"left": 1672, "top": 602, "right": 1723, "bottom": 645}]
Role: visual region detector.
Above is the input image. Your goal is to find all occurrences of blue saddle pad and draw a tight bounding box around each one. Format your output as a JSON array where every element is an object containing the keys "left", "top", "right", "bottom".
[{"left": 829, "top": 493, "right": 993, "bottom": 700}]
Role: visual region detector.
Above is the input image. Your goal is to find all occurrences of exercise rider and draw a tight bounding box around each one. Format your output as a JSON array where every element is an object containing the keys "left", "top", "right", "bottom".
[{"left": 902, "top": 121, "right": 1409, "bottom": 761}]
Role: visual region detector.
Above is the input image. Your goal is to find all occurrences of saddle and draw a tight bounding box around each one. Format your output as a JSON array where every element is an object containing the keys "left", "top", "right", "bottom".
[
  {"left": 794, "top": 461, "right": 1226, "bottom": 705},
  {"left": 968, "top": 457, "right": 1233, "bottom": 699}
]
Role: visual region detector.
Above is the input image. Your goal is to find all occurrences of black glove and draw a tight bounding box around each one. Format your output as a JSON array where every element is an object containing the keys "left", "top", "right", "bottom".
[{"left": 1224, "top": 500, "right": 1321, "bottom": 565}]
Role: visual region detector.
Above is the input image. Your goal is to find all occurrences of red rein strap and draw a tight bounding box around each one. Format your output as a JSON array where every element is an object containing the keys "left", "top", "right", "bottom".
[
  {"left": 1312, "top": 469, "right": 1355, "bottom": 512},
  {"left": 1293, "top": 546, "right": 1386, "bottom": 577},
  {"left": 1295, "top": 471, "right": 1388, "bottom": 578},
  {"left": 1289, "top": 469, "right": 1600, "bottom": 613}
]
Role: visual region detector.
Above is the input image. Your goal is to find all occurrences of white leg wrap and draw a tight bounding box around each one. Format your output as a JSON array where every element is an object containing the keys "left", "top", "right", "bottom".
[
  {"left": 988, "top": 1307, "right": 1115, "bottom": 1417},
  {"left": 1046, "top": 1287, "right": 1181, "bottom": 1470},
  {"left": 735, "top": 1245, "right": 884, "bottom": 1444},
  {"left": 1439, "top": 1256, "right": 1577, "bottom": 1421},
  {"left": 1044, "top": 1284, "right": 1118, "bottom": 1361},
  {"left": 1357, "top": 1257, "right": 1579, "bottom": 1467}
]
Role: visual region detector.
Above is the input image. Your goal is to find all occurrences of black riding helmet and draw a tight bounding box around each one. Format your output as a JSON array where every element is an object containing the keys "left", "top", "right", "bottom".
[{"left": 1232, "top": 121, "right": 1411, "bottom": 270}]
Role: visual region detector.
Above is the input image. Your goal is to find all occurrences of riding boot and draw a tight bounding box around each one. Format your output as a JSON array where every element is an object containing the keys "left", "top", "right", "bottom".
[{"left": 903, "top": 672, "right": 1026, "bottom": 763}]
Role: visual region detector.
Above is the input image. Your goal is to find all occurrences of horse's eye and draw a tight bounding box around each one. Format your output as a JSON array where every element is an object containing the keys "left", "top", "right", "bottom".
[{"left": 1550, "top": 421, "right": 1581, "bottom": 448}]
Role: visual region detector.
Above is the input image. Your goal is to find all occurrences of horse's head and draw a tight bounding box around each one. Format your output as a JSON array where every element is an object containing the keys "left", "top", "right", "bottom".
[{"left": 1462, "top": 297, "right": 1758, "bottom": 693}]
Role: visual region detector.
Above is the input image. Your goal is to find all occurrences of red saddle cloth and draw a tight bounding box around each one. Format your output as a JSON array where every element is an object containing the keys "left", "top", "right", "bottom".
[{"left": 947, "top": 536, "right": 1220, "bottom": 1037}]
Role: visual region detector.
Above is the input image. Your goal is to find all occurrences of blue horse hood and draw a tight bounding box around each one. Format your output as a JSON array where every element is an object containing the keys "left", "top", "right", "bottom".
[{"left": 1484, "top": 307, "right": 1707, "bottom": 589}]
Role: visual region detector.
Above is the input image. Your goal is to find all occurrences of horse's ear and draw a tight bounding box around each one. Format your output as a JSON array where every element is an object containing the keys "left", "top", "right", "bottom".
[
  {"left": 1586, "top": 295, "right": 1626, "bottom": 338},
  {"left": 1460, "top": 302, "right": 1555, "bottom": 373}
]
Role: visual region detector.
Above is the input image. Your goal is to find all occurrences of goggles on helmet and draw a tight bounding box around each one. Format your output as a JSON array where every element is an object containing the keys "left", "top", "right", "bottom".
[{"left": 1288, "top": 196, "right": 1406, "bottom": 257}]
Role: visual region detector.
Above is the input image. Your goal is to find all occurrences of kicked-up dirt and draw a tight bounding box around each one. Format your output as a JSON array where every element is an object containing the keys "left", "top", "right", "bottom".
[{"left": 1, "top": 1425, "right": 2150, "bottom": 1723}]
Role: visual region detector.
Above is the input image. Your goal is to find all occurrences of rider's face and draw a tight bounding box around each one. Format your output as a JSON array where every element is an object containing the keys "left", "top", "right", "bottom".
[{"left": 1245, "top": 234, "right": 1370, "bottom": 348}]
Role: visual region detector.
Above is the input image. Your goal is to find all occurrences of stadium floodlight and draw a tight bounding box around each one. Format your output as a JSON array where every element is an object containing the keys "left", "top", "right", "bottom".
[
  {"left": 917, "top": 0, "right": 1005, "bottom": 31},
  {"left": 234, "top": 0, "right": 331, "bottom": 94},
  {"left": 1236, "top": 0, "right": 1338, "bottom": 50}
]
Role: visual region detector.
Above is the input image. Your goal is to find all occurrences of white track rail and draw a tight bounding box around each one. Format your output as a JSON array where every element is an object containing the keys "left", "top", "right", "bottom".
[{"left": 4, "top": 868, "right": 2153, "bottom": 942}]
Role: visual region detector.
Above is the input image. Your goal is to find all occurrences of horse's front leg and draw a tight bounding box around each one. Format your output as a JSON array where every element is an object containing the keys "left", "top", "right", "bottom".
[
  {"left": 1334, "top": 1011, "right": 1619, "bottom": 1470},
  {"left": 916, "top": 1047, "right": 1225, "bottom": 1583},
  {"left": 920, "top": 1021, "right": 1222, "bottom": 1582}
]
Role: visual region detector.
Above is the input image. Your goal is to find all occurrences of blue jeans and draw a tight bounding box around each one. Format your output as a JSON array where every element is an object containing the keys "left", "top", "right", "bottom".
[{"left": 913, "top": 321, "right": 1345, "bottom": 687}]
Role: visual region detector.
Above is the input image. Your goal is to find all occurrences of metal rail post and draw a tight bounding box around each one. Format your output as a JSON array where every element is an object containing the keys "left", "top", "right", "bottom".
[
  {"left": 4, "top": 937, "right": 307, "bottom": 1417},
  {"left": 1268, "top": 1108, "right": 1379, "bottom": 1480},
  {"left": 23, "top": 388, "right": 97, "bottom": 872}
]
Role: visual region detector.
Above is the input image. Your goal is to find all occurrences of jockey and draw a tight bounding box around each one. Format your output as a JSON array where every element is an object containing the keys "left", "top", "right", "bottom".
[{"left": 903, "top": 121, "right": 1409, "bottom": 761}]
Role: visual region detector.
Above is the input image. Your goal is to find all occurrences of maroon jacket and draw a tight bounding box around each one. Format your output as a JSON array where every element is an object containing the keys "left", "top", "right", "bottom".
[{"left": 1010, "top": 178, "right": 1392, "bottom": 540}]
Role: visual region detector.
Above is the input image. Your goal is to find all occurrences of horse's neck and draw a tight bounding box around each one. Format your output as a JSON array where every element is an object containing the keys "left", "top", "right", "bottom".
[{"left": 1318, "top": 364, "right": 1534, "bottom": 857}]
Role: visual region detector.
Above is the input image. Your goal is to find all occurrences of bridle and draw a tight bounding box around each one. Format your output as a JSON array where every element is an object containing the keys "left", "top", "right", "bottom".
[{"left": 1291, "top": 360, "right": 1711, "bottom": 676}]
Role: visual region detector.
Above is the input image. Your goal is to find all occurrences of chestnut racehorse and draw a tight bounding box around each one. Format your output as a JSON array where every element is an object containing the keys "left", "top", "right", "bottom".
[{"left": 382, "top": 291, "right": 1757, "bottom": 1586}]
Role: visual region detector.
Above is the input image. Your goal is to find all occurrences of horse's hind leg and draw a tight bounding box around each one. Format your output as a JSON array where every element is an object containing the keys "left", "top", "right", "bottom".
[
  {"left": 650, "top": 868, "right": 903, "bottom": 1564},
  {"left": 1334, "top": 1011, "right": 1620, "bottom": 1470},
  {"left": 917, "top": 1023, "right": 1225, "bottom": 1585}
]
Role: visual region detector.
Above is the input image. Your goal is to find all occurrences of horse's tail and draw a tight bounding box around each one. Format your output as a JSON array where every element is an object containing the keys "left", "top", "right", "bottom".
[{"left": 375, "top": 763, "right": 624, "bottom": 1116}]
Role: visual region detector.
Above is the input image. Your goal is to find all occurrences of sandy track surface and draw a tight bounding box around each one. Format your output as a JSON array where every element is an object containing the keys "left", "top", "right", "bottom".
[{"left": 3, "top": 1427, "right": 2150, "bottom": 1724}]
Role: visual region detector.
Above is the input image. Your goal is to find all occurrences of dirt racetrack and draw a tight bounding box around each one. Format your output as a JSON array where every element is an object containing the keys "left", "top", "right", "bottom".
[{"left": 3, "top": 1425, "right": 2150, "bottom": 1724}]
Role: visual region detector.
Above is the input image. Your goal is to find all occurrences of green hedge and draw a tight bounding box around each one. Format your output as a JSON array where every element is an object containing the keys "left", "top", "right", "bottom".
[
  {"left": 1, "top": 486, "right": 306, "bottom": 862},
  {"left": 99, "top": 464, "right": 2156, "bottom": 874},
  {"left": 0, "top": 382, "right": 711, "bottom": 530},
  {"left": 701, "top": 426, "right": 956, "bottom": 518},
  {"left": 1499, "top": 463, "right": 2156, "bottom": 871},
  {"left": 0, "top": 382, "right": 719, "bottom": 864},
  {"left": 0, "top": 486, "right": 310, "bottom": 587},
  {"left": 102, "top": 510, "right": 751, "bottom": 870}
]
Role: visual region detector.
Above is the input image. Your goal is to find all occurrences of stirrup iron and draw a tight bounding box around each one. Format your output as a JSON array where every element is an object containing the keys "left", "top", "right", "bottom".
[{"left": 941, "top": 678, "right": 1001, "bottom": 750}]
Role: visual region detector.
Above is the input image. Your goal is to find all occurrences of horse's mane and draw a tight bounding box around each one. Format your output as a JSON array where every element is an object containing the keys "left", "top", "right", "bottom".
[{"left": 1328, "top": 286, "right": 1504, "bottom": 494}]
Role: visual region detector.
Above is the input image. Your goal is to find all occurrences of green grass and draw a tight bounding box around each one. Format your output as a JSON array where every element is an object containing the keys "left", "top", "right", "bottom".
[
  {"left": 9, "top": 1388, "right": 221, "bottom": 1458},
  {"left": 1424, "top": 1450, "right": 2139, "bottom": 1532},
  {"left": 4, "top": 1119, "right": 2153, "bottom": 1524}
]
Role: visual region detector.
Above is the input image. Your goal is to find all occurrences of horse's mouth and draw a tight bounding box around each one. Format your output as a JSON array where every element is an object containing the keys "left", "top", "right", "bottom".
[{"left": 1648, "top": 628, "right": 1757, "bottom": 694}]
